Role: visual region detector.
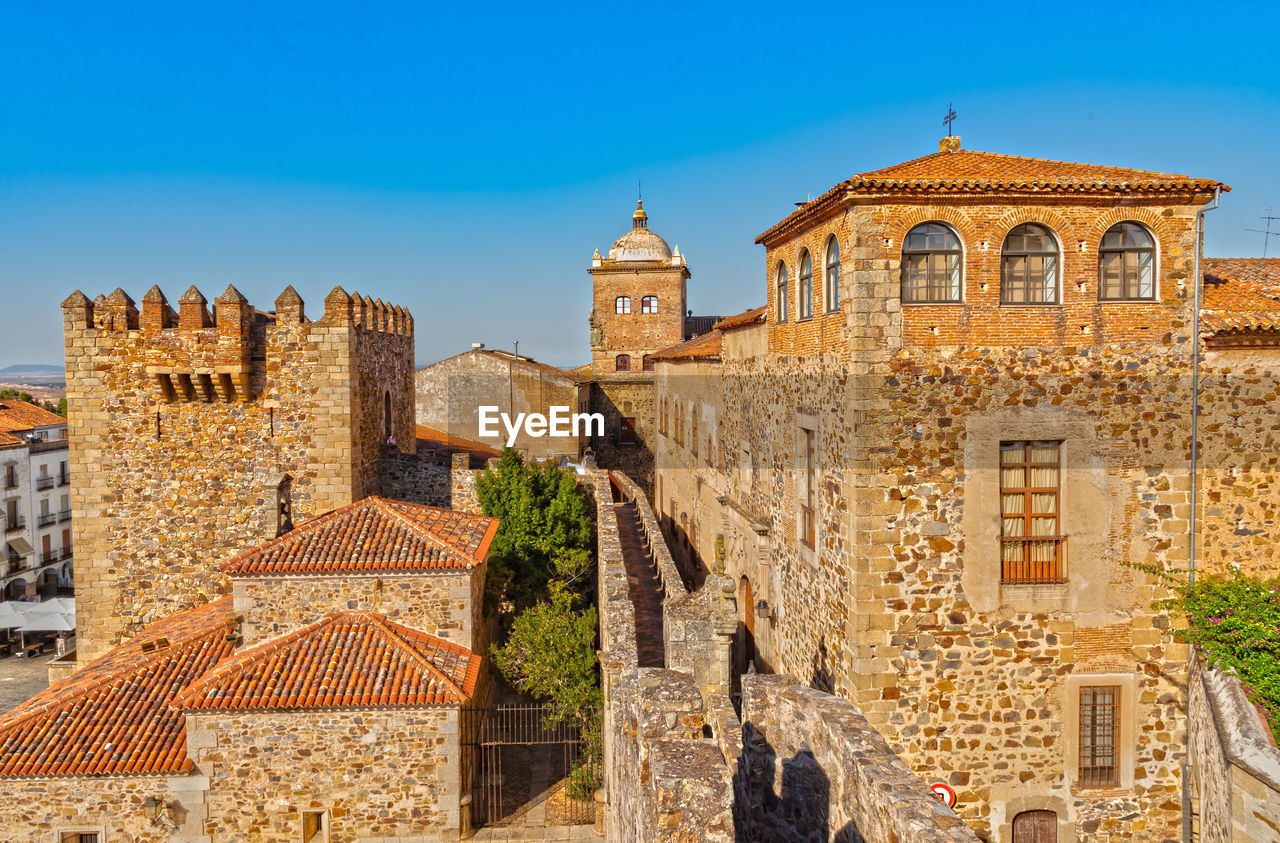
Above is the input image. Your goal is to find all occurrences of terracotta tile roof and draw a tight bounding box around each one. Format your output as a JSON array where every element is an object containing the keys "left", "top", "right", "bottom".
[
  {"left": 0, "top": 399, "right": 65, "bottom": 434},
  {"left": 0, "top": 431, "right": 22, "bottom": 447},
  {"left": 713, "top": 306, "right": 766, "bottom": 331},
  {"left": 178, "top": 612, "right": 480, "bottom": 711},
  {"left": 0, "top": 597, "right": 236, "bottom": 777},
  {"left": 1202, "top": 259, "right": 1280, "bottom": 338},
  {"left": 757, "top": 145, "right": 1227, "bottom": 245},
  {"left": 416, "top": 423, "right": 502, "bottom": 461},
  {"left": 221, "top": 496, "right": 499, "bottom": 576},
  {"left": 652, "top": 330, "right": 723, "bottom": 362}
]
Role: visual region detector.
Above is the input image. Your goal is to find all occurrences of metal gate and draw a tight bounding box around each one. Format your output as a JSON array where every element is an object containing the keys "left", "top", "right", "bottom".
[{"left": 465, "top": 703, "right": 598, "bottom": 828}]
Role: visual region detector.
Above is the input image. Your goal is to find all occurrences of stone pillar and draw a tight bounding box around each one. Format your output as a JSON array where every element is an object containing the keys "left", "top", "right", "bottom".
[
  {"left": 274, "top": 285, "right": 305, "bottom": 324},
  {"left": 178, "top": 285, "right": 212, "bottom": 330}
]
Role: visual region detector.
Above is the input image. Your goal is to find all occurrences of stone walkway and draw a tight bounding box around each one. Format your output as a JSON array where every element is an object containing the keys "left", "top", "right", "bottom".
[
  {"left": 613, "top": 501, "right": 664, "bottom": 668},
  {"left": 472, "top": 825, "right": 601, "bottom": 841},
  {"left": 0, "top": 653, "right": 52, "bottom": 713}
]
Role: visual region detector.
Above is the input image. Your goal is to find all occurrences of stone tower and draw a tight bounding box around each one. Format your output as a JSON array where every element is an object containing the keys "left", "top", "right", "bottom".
[
  {"left": 587, "top": 201, "right": 691, "bottom": 491},
  {"left": 62, "top": 284, "right": 415, "bottom": 663}
]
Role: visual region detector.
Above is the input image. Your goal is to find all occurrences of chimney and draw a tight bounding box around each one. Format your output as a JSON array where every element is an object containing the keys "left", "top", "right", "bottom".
[
  {"left": 940, "top": 135, "right": 962, "bottom": 153},
  {"left": 472, "top": 342, "right": 485, "bottom": 349}
]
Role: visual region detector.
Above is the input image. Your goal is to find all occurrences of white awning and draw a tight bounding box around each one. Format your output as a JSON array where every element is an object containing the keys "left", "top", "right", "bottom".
[{"left": 6, "top": 537, "right": 32, "bottom": 556}]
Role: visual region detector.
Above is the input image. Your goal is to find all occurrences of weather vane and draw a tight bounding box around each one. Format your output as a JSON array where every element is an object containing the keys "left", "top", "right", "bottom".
[
  {"left": 1246, "top": 208, "right": 1280, "bottom": 258},
  {"left": 943, "top": 102, "right": 957, "bottom": 137}
]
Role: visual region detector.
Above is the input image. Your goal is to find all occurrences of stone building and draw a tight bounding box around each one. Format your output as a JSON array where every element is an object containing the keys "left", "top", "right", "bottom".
[
  {"left": 415, "top": 344, "right": 588, "bottom": 461},
  {"left": 1, "top": 399, "right": 73, "bottom": 600},
  {"left": 587, "top": 200, "right": 718, "bottom": 492},
  {"left": 0, "top": 494, "right": 497, "bottom": 841},
  {"left": 61, "top": 284, "right": 416, "bottom": 663},
  {"left": 650, "top": 138, "right": 1280, "bottom": 840}
]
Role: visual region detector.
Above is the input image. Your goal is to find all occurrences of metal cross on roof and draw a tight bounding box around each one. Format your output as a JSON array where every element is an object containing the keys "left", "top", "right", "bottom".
[{"left": 943, "top": 103, "right": 957, "bottom": 136}]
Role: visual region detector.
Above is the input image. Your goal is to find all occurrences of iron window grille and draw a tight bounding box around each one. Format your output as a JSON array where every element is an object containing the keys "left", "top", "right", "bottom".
[{"left": 1079, "top": 686, "right": 1120, "bottom": 787}]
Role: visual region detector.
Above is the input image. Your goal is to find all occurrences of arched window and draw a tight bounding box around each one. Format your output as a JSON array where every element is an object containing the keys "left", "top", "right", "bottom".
[
  {"left": 824, "top": 235, "right": 841, "bottom": 312},
  {"left": 641, "top": 295, "right": 658, "bottom": 314},
  {"left": 615, "top": 354, "right": 630, "bottom": 372},
  {"left": 798, "top": 250, "right": 814, "bottom": 320},
  {"left": 775, "top": 261, "right": 789, "bottom": 322},
  {"left": 642, "top": 354, "right": 654, "bottom": 371},
  {"left": 1002, "top": 224, "right": 1060, "bottom": 304},
  {"left": 384, "top": 392, "right": 392, "bottom": 440},
  {"left": 615, "top": 296, "right": 631, "bottom": 314},
  {"left": 1099, "top": 222, "right": 1156, "bottom": 300},
  {"left": 902, "top": 223, "right": 962, "bottom": 303}
]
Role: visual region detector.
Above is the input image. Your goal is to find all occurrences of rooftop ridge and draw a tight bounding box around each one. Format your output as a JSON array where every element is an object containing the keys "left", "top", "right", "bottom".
[
  {"left": 218, "top": 497, "right": 369, "bottom": 573},
  {"left": 365, "top": 613, "right": 466, "bottom": 699}
]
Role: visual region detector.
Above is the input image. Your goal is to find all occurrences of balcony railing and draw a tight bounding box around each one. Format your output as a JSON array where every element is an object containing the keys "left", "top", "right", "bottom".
[
  {"left": 37, "top": 513, "right": 57, "bottom": 527},
  {"left": 40, "top": 549, "right": 58, "bottom": 565},
  {"left": 58, "top": 474, "right": 70, "bottom": 487},
  {"left": 35, "top": 477, "right": 55, "bottom": 491},
  {"left": 61, "top": 546, "right": 73, "bottom": 560},
  {"left": 58, "top": 510, "right": 71, "bottom": 523},
  {"left": 4, "top": 516, "right": 24, "bottom": 534},
  {"left": 6, "top": 558, "right": 26, "bottom": 576},
  {"left": 999, "top": 536, "right": 1067, "bottom": 584}
]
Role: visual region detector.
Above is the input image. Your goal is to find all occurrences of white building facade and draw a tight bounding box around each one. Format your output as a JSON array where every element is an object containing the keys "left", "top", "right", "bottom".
[{"left": 1, "top": 400, "right": 72, "bottom": 600}]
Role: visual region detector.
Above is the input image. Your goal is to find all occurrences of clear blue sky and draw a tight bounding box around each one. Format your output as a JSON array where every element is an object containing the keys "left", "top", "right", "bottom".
[{"left": 2, "top": 1, "right": 1278, "bottom": 370}]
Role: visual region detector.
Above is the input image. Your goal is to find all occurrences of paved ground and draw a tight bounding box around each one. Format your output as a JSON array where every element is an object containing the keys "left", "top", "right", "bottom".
[
  {"left": 0, "top": 653, "right": 53, "bottom": 713},
  {"left": 472, "top": 824, "right": 601, "bottom": 841},
  {"left": 613, "top": 501, "right": 664, "bottom": 668}
]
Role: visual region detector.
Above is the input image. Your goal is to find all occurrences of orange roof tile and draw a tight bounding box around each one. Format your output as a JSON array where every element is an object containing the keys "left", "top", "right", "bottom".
[
  {"left": 415, "top": 423, "right": 502, "bottom": 460},
  {"left": 652, "top": 330, "right": 723, "bottom": 362},
  {"left": 0, "top": 597, "right": 236, "bottom": 777},
  {"left": 713, "top": 306, "right": 766, "bottom": 331},
  {"left": 178, "top": 612, "right": 480, "bottom": 710},
  {"left": 1202, "top": 259, "right": 1280, "bottom": 338},
  {"left": 0, "top": 399, "right": 65, "bottom": 434},
  {"left": 0, "top": 432, "right": 22, "bottom": 447},
  {"left": 757, "top": 145, "right": 1226, "bottom": 245},
  {"left": 221, "top": 496, "right": 499, "bottom": 576}
]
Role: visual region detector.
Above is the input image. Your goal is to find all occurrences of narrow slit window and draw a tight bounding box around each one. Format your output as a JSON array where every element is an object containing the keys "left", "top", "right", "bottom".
[{"left": 1079, "top": 686, "right": 1120, "bottom": 787}]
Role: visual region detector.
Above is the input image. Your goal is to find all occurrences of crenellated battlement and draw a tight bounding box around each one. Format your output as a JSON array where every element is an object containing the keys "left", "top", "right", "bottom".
[{"left": 61, "top": 284, "right": 414, "bottom": 405}]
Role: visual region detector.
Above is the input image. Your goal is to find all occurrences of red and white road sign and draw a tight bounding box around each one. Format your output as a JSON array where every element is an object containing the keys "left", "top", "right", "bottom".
[{"left": 930, "top": 782, "right": 957, "bottom": 808}]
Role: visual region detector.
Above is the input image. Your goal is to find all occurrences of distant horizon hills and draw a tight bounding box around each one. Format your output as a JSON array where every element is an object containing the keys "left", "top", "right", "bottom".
[{"left": 0, "top": 364, "right": 65, "bottom": 378}]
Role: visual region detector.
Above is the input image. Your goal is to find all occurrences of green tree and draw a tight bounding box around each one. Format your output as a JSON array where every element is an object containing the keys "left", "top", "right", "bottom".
[{"left": 476, "top": 448, "right": 594, "bottom": 610}]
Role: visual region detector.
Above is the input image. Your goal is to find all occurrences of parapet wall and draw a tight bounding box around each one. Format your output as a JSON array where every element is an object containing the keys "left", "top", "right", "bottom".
[
  {"left": 739, "top": 674, "right": 980, "bottom": 842},
  {"left": 1189, "top": 655, "right": 1280, "bottom": 842}
]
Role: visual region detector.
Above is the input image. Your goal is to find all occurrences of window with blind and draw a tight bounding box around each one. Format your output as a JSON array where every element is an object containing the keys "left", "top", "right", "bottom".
[
  {"left": 1079, "top": 686, "right": 1120, "bottom": 787},
  {"left": 1000, "top": 441, "right": 1064, "bottom": 583},
  {"left": 1099, "top": 222, "right": 1155, "bottom": 300},
  {"left": 1001, "top": 223, "right": 1060, "bottom": 304},
  {"left": 902, "top": 223, "right": 962, "bottom": 303}
]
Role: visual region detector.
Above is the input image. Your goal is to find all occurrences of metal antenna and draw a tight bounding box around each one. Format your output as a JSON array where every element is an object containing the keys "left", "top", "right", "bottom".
[
  {"left": 1246, "top": 207, "right": 1280, "bottom": 258},
  {"left": 638, "top": 181, "right": 642, "bottom": 202}
]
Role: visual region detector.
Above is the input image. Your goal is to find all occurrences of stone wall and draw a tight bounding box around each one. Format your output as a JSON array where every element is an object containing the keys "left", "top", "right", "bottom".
[
  {"left": 608, "top": 668, "right": 734, "bottom": 843},
  {"left": 415, "top": 349, "right": 586, "bottom": 461},
  {"left": 1189, "top": 656, "right": 1280, "bottom": 842},
  {"left": 233, "top": 567, "right": 484, "bottom": 650},
  {"left": 62, "top": 285, "right": 416, "bottom": 663},
  {"left": 614, "top": 470, "right": 735, "bottom": 700},
  {"left": 187, "top": 707, "right": 462, "bottom": 842},
  {"left": 591, "top": 379, "right": 656, "bottom": 495},
  {"left": 0, "top": 773, "right": 200, "bottom": 842},
  {"left": 739, "top": 673, "right": 979, "bottom": 842}
]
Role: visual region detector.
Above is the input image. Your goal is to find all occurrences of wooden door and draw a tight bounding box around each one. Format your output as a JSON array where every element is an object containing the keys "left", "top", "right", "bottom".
[{"left": 1012, "top": 810, "right": 1057, "bottom": 843}]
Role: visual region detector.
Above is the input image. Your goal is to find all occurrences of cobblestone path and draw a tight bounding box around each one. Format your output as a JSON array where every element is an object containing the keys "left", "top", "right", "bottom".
[{"left": 613, "top": 501, "right": 664, "bottom": 668}]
